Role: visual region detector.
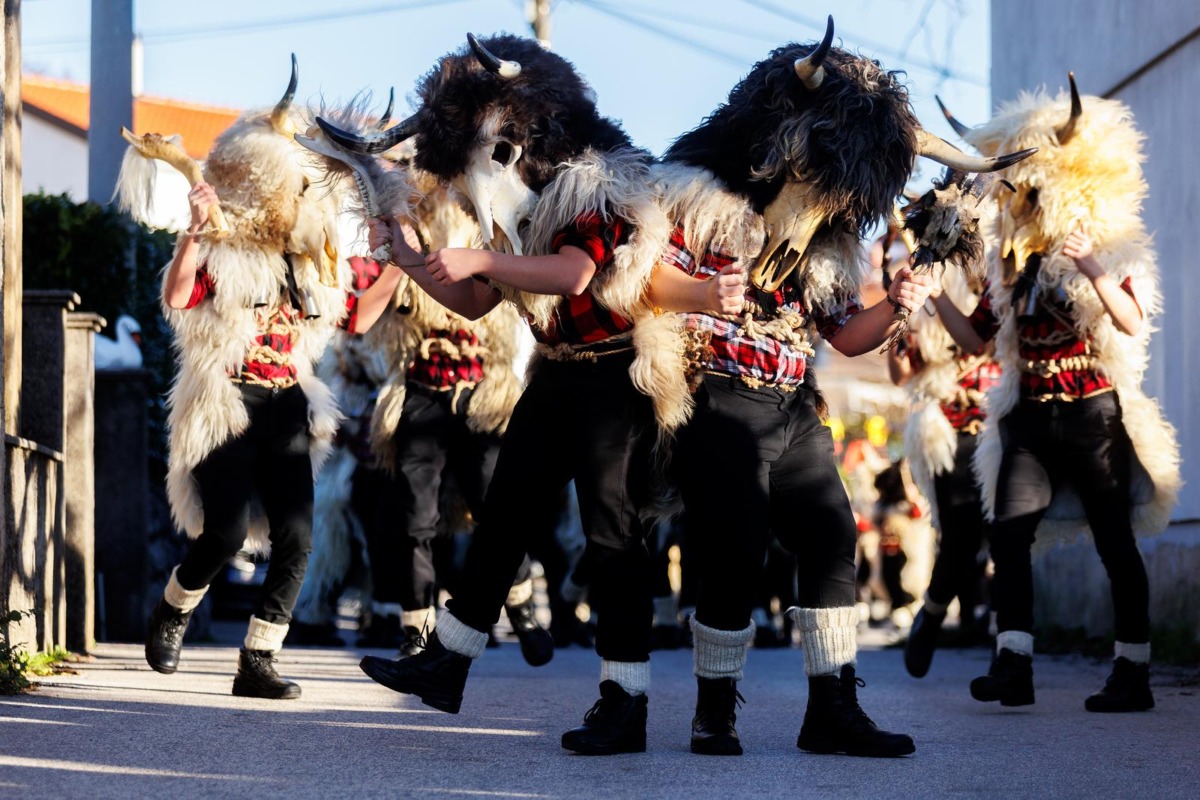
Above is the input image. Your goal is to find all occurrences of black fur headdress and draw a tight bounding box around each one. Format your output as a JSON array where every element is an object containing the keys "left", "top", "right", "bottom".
[{"left": 666, "top": 41, "right": 919, "bottom": 238}]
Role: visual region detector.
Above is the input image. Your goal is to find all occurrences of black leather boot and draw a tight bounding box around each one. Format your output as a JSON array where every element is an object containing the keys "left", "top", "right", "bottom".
[
  {"left": 145, "top": 599, "right": 193, "bottom": 675},
  {"left": 360, "top": 631, "right": 472, "bottom": 714},
  {"left": 505, "top": 599, "right": 555, "bottom": 667},
  {"left": 398, "top": 625, "right": 428, "bottom": 658},
  {"left": 797, "top": 665, "right": 915, "bottom": 757},
  {"left": 904, "top": 607, "right": 945, "bottom": 678},
  {"left": 561, "top": 680, "right": 648, "bottom": 755},
  {"left": 690, "top": 677, "right": 744, "bottom": 756},
  {"left": 970, "top": 648, "right": 1035, "bottom": 706},
  {"left": 1085, "top": 657, "right": 1154, "bottom": 712},
  {"left": 232, "top": 649, "right": 301, "bottom": 699}
]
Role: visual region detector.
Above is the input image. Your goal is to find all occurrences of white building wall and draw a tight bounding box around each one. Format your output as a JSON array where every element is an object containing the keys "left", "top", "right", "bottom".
[
  {"left": 991, "top": 1, "right": 1200, "bottom": 637},
  {"left": 23, "top": 117, "right": 88, "bottom": 199}
]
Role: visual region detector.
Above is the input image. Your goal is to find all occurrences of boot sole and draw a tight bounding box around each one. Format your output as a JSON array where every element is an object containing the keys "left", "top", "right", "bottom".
[
  {"left": 561, "top": 735, "right": 647, "bottom": 755},
  {"left": 232, "top": 680, "right": 301, "bottom": 700},
  {"left": 690, "top": 739, "right": 743, "bottom": 756},
  {"left": 147, "top": 661, "right": 177, "bottom": 675},
  {"left": 797, "top": 739, "right": 916, "bottom": 758},
  {"left": 359, "top": 657, "right": 463, "bottom": 714}
]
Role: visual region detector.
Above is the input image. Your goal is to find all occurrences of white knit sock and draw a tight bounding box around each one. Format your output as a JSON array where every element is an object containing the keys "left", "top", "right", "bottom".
[
  {"left": 243, "top": 617, "right": 288, "bottom": 653},
  {"left": 787, "top": 606, "right": 858, "bottom": 676},
  {"left": 163, "top": 566, "right": 208, "bottom": 613},
  {"left": 401, "top": 608, "right": 436, "bottom": 631},
  {"left": 1115, "top": 641, "right": 1150, "bottom": 664},
  {"left": 600, "top": 659, "right": 650, "bottom": 696},
  {"left": 691, "top": 618, "right": 754, "bottom": 680},
  {"left": 434, "top": 611, "right": 488, "bottom": 659},
  {"left": 996, "top": 630, "right": 1034, "bottom": 657}
]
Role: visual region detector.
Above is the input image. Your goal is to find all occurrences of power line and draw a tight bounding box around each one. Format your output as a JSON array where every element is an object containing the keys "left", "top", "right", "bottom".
[
  {"left": 583, "top": 1, "right": 776, "bottom": 45},
  {"left": 24, "top": 0, "right": 472, "bottom": 50},
  {"left": 570, "top": 0, "right": 751, "bottom": 68},
  {"left": 739, "top": 0, "right": 987, "bottom": 87}
]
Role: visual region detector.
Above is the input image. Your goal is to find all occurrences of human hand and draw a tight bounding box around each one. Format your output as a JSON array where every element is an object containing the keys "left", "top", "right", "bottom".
[
  {"left": 425, "top": 248, "right": 492, "bottom": 285},
  {"left": 366, "top": 217, "right": 392, "bottom": 255},
  {"left": 888, "top": 266, "right": 935, "bottom": 314},
  {"left": 387, "top": 219, "right": 425, "bottom": 266},
  {"left": 707, "top": 263, "right": 746, "bottom": 315},
  {"left": 1062, "top": 226, "right": 1094, "bottom": 261},
  {"left": 187, "top": 182, "right": 218, "bottom": 231}
]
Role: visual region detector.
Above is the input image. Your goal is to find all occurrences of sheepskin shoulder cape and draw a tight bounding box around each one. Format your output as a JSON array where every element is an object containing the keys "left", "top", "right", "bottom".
[
  {"left": 163, "top": 236, "right": 349, "bottom": 553},
  {"left": 365, "top": 274, "right": 525, "bottom": 470},
  {"left": 961, "top": 90, "right": 1180, "bottom": 536}
]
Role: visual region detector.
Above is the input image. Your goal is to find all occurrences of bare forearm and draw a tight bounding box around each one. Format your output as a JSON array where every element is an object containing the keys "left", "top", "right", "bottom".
[
  {"left": 647, "top": 265, "right": 713, "bottom": 313},
  {"left": 932, "top": 294, "right": 985, "bottom": 354},
  {"left": 351, "top": 265, "right": 405, "bottom": 333},
  {"left": 887, "top": 349, "right": 914, "bottom": 386},
  {"left": 829, "top": 301, "right": 901, "bottom": 356},
  {"left": 1078, "top": 258, "right": 1142, "bottom": 335},
  {"left": 478, "top": 248, "right": 596, "bottom": 296},
  {"left": 403, "top": 265, "right": 500, "bottom": 320},
  {"left": 163, "top": 232, "right": 201, "bottom": 309}
]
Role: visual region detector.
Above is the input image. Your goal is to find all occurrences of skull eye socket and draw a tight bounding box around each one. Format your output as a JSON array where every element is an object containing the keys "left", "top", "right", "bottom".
[
  {"left": 491, "top": 141, "right": 515, "bottom": 166},
  {"left": 1026, "top": 187, "right": 1039, "bottom": 208}
]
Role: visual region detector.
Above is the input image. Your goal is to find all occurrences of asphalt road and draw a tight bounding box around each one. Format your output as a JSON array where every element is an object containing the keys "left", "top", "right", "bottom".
[{"left": 3, "top": 636, "right": 1198, "bottom": 799}]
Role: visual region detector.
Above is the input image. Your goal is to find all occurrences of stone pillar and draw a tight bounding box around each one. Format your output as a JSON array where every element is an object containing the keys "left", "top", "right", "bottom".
[
  {"left": 64, "top": 311, "right": 104, "bottom": 652},
  {"left": 19, "top": 290, "right": 76, "bottom": 649},
  {"left": 94, "top": 369, "right": 149, "bottom": 642}
]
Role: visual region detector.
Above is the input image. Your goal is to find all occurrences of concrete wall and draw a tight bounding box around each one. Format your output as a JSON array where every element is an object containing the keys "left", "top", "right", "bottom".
[{"left": 991, "top": 3, "right": 1200, "bottom": 637}]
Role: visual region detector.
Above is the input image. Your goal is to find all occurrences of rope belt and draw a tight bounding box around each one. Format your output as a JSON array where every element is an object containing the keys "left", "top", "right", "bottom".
[
  {"left": 410, "top": 379, "right": 478, "bottom": 411},
  {"left": 1023, "top": 385, "right": 1114, "bottom": 404},
  {"left": 536, "top": 335, "right": 635, "bottom": 363},
  {"left": 1017, "top": 354, "right": 1098, "bottom": 378},
  {"left": 702, "top": 370, "right": 800, "bottom": 393}
]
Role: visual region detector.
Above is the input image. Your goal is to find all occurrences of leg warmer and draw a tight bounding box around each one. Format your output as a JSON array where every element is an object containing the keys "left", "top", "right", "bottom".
[
  {"left": 163, "top": 566, "right": 208, "bottom": 613},
  {"left": 435, "top": 611, "right": 488, "bottom": 659},
  {"left": 996, "top": 629, "right": 1034, "bottom": 657},
  {"left": 244, "top": 616, "right": 289, "bottom": 653},
  {"left": 787, "top": 606, "right": 858, "bottom": 677},
  {"left": 691, "top": 618, "right": 754, "bottom": 681},
  {"left": 600, "top": 659, "right": 650, "bottom": 696},
  {"left": 1115, "top": 640, "right": 1150, "bottom": 664}
]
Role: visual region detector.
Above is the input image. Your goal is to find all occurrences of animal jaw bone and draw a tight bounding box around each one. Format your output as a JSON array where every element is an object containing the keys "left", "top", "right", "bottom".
[
  {"left": 750, "top": 181, "right": 825, "bottom": 293},
  {"left": 119, "top": 127, "right": 230, "bottom": 236}
]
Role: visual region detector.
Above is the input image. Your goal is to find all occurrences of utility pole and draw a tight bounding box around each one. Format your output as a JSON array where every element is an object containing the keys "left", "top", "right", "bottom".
[
  {"left": 527, "top": 0, "right": 551, "bottom": 46},
  {"left": 88, "top": 0, "right": 134, "bottom": 205}
]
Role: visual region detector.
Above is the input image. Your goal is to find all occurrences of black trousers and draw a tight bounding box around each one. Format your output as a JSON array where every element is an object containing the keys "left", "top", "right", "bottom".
[
  {"left": 991, "top": 392, "right": 1149, "bottom": 642},
  {"left": 446, "top": 352, "right": 656, "bottom": 663},
  {"left": 927, "top": 432, "right": 989, "bottom": 610},
  {"left": 675, "top": 375, "right": 858, "bottom": 632},
  {"left": 372, "top": 383, "right": 507, "bottom": 612},
  {"left": 176, "top": 384, "right": 314, "bottom": 625}
]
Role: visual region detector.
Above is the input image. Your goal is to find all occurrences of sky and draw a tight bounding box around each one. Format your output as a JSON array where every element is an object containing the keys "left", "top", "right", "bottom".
[{"left": 23, "top": 0, "right": 992, "bottom": 188}]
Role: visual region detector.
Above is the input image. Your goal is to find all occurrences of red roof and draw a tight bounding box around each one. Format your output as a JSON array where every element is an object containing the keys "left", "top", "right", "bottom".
[{"left": 22, "top": 74, "right": 241, "bottom": 159}]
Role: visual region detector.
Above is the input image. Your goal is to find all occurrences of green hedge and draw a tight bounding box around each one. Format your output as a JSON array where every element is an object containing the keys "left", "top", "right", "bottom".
[{"left": 22, "top": 192, "right": 176, "bottom": 475}]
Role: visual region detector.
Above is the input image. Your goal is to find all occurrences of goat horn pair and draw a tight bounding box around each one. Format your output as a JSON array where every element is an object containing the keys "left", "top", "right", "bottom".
[
  {"left": 467, "top": 32, "right": 523, "bottom": 79},
  {"left": 936, "top": 71, "right": 1082, "bottom": 146}
]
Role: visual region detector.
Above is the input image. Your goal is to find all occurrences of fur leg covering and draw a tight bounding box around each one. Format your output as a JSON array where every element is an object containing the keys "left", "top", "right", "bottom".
[
  {"left": 401, "top": 608, "right": 436, "bottom": 631},
  {"left": 601, "top": 659, "right": 650, "bottom": 696},
  {"left": 788, "top": 606, "right": 859, "bottom": 677},
  {"left": 163, "top": 566, "right": 208, "bottom": 613},
  {"left": 1115, "top": 641, "right": 1150, "bottom": 664},
  {"left": 691, "top": 618, "right": 755, "bottom": 681},
  {"left": 244, "top": 617, "right": 289, "bottom": 653},
  {"left": 506, "top": 579, "right": 534, "bottom": 607},
  {"left": 434, "top": 611, "right": 488, "bottom": 659},
  {"left": 996, "top": 630, "right": 1034, "bottom": 657}
]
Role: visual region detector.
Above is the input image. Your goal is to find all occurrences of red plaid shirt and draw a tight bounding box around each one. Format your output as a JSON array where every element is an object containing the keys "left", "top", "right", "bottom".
[
  {"left": 533, "top": 212, "right": 634, "bottom": 346},
  {"left": 409, "top": 328, "right": 486, "bottom": 389},
  {"left": 969, "top": 277, "right": 1137, "bottom": 400},
  {"left": 185, "top": 266, "right": 359, "bottom": 385},
  {"left": 905, "top": 337, "right": 1002, "bottom": 430},
  {"left": 662, "top": 226, "right": 861, "bottom": 386}
]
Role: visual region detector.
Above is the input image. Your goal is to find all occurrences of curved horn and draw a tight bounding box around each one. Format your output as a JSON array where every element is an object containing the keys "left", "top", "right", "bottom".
[
  {"left": 271, "top": 53, "right": 299, "bottom": 136},
  {"left": 315, "top": 114, "right": 419, "bottom": 155},
  {"left": 935, "top": 95, "right": 973, "bottom": 139},
  {"left": 467, "top": 32, "right": 522, "bottom": 79},
  {"left": 1054, "top": 71, "right": 1083, "bottom": 145},
  {"left": 378, "top": 87, "right": 395, "bottom": 130},
  {"left": 793, "top": 15, "right": 834, "bottom": 90},
  {"left": 916, "top": 129, "right": 1038, "bottom": 172}
]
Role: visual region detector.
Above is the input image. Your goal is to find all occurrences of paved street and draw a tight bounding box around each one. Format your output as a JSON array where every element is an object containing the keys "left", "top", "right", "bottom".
[{"left": 2, "top": 636, "right": 1198, "bottom": 799}]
